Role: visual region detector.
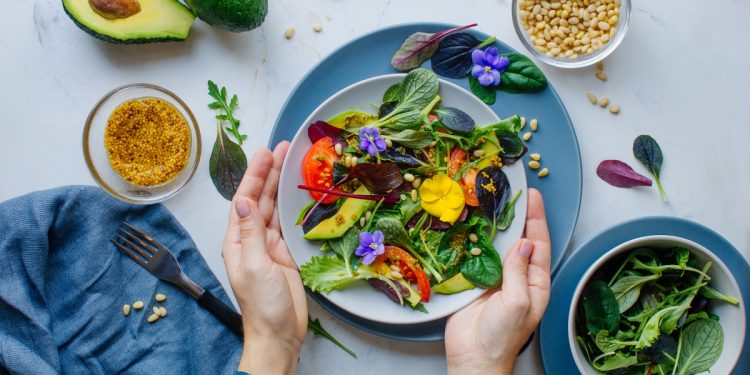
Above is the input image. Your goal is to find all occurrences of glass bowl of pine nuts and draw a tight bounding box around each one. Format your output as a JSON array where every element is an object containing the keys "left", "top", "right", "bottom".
[
  {"left": 83, "top": 83, "right": 201, "bottom": 204},
  {"left": 512, "top": 0, "right": 631, "bottom": 68}
]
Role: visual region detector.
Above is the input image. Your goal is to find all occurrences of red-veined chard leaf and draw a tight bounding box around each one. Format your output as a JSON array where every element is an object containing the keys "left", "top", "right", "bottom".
[
  {"left": 434, "top": 107, "right": 475, "bottom": 134},
  {"left": 597, "top": 160, "right": 652, "bottom": 188},
  {"left": 633, "top": 135, "right": 667, "bottom": 201},
  {"left": 297, "top": 185, "right": 402, "bottom": 204},
  {"left": 498, "top": 53, "right": 548, "bottom": 93},
  {"left": 431, "top": 32, "right": 482, "bottom": 79},
  {"left": 209, "top": 125, "right": 248, "bottom": 200},
  {"left": 474, "top": 166, "right": 510, "bottom": 237},
  {"left": 349, "top": 162, "right": 405, "bottom": 194},
  {"left": 308, "top": 120, "right": 343, "bottom": 144},
  {"left": 469, "top": 75, "right": 496, "bottom": 105},
  {"left": 391, "top": 23, "right": 477, "bottom": 71}
]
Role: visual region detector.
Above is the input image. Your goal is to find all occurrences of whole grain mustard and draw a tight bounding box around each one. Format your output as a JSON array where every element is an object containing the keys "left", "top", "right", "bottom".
[{"left": 104, "top": 97, "right": 190, "bottom": 186}]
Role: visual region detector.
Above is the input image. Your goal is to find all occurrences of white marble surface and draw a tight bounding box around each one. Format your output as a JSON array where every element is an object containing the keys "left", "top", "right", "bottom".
[{"left": 2, "top": 0, "right": 749, "bottom": 374}]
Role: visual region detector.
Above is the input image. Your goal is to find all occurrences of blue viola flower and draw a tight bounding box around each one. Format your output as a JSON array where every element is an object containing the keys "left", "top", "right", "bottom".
[
  {"left": 355, "top": 230, "right": 385, "bottom": 265},
  {"left": 471, "top": 47, "right": 510, "bottom": 87},
  {"left": 358, "top": 126, "right": 387, "bottom": 157}
]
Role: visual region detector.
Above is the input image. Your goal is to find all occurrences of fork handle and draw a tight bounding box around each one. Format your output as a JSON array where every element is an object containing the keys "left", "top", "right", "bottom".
[{"left": 198, "top": 290, "right": 244, "bottom": 339}]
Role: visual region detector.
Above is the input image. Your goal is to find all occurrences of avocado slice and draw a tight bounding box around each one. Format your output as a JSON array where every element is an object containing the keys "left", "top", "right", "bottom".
[
  {"left": 327, "top": 111, "right": 378, "bottom": 129},
  {"left": 476, "top": 132, "right": 501, "bottom": 170},
  {"left": 433, "top": 273, "right": 476, "bottom": 294},
  {"left": 397, "top": 279, "right": 422, "bottom": 307},
  {"left": 186, "top": 0, "right": 267, "bottom": 32},
  {"left": 304, "top": 186, "right": 375, "bottom": 241},
  {"left": 63, "top": 0, "right": 195, "bottom": 44}
]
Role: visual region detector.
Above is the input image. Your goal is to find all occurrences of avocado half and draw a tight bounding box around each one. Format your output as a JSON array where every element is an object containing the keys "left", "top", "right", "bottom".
[
  {"left": 62, "top": 0, "right": 196, "bottom": 44},
  {"left": 185, "top": 0, "right": 267, "bottom": 32}
]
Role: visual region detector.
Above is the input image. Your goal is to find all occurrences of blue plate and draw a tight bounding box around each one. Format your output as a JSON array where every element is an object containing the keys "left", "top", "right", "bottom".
[
  {"left": 540, "top": 216, "right": 750, "bottom": 374},
  {"left": 269, "top": 23, "right": 582, "bottom": 341}
]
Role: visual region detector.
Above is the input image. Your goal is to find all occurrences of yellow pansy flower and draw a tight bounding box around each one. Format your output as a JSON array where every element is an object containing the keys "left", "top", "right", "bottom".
[{"left": 419, "top": 173, "right": 466, "bottom": 224}]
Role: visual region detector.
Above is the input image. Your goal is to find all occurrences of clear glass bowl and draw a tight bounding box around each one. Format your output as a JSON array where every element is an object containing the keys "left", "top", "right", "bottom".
[
  {"left": 512, "top": 0, "right": 631, "bottom": 68},
  {"left": 83, "top": 83, "right": 201, "bottom": 205}
]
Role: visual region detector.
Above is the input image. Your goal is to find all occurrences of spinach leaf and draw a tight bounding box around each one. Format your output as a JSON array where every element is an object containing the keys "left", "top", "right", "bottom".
[
  {"left": 675, "top": 319, "right": 723, "bottom": 375},
  {"left": 380, "top": 68, "right": 439, "bottom": 122},
  {"left": 209, "top": 124, "right": 248, "bottom": 200},
  {"left": 633, "top": 135, "right": 668, "bottom": 201},
  {"left": 460, "top": 216, "right": 502, "bottom": 288},
  {"left": 610, "top": 274, "right": 661, "bottom": 313},
  {"left": 385, "top": 129, "right": 435, "bottom": 149},
  {"left": 475, "top": 166, "right": 511, "bottom": 238},
  {"left": 469, "top": 75, "right": 496, "bottom": 104},
  {"left": 434, "top": 107, "right": 475, "bottom": 134},
  {"left": 328, "top": 227, "right": 359, "bottom": 277},
  {"left": 498, "top": 53, "right": 548, "bottom": 93},
  {"left": 497, "top": 133, "right": 526, "bottom": 164},
  {"left": 699, "top": 286, "right": 739, "bottom": 305},
  {"left": 431, "top": 32, "right": 481, "bottom": 78},
  {"left": 497, "top": 189, "right": 522, "bottom": 231},
  {"left": 308, "top": 316, "right": 357, "bottom": 358},
  {"left": 382, "top": 83, "right": 401, "bottom": 103},
  {"left": 391, "top": 24, "right": 477, "bottom": 71},
  {"left": 582, "top": 279, "right": 620, "bottom": 335}
]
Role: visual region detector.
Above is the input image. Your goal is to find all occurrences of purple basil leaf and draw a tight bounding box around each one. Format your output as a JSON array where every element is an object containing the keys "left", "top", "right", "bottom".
[
  {"left": 391, "top": 24, "right": 478, "bottom": 71},
  {"left": 349, "top": 162, "right": 405, "bottom": 194},
  {"left": 596, "top": 160, "right": 653, "bottom": 188},
  {"left": 308, "top": 121, "right": 343, "bottom": 144}
]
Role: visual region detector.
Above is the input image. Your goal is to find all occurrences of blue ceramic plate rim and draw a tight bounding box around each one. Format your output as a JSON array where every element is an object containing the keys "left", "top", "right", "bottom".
[
  {"left": 539, "top": 216, "right": 750, "bottom": 374},
  {"left": 269, "top": 22, "right": 582, "bottom": 341}
]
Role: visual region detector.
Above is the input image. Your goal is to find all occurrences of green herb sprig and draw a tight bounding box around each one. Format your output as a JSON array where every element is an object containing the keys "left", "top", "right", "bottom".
[
  {"left": 208, "top": 80, "right": 246, "bottom": 144},
  {"left": 308, "top": 315, "right": 357, "bottom": 358}
]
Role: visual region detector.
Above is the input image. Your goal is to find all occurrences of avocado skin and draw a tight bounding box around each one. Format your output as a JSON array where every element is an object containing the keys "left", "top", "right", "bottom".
[
  {"left": 186, "top": 0, "right": 268, "bottom": 32},
  {"left": 62, "top": 0, "right": 191, "bottom": 44}
]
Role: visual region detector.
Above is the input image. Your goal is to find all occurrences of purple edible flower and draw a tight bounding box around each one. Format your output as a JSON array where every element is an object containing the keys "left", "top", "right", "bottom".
[
  {"left": 359, "top": 127, "right": 387, "bottom": 157},
  {"left": 355, "top": 230, "right": 385, "bottom": 265},
  {"left": 471, "top": 47, "right": 510, "bottom": 87}
]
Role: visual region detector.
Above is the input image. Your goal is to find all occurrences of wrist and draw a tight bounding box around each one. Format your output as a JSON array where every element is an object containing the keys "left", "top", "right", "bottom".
[
  {"left": 447, "top": 354, "right": 514, "bottom": 375},
  {"left": 238, "top": 334, "right": 300, "bottom": 375}
]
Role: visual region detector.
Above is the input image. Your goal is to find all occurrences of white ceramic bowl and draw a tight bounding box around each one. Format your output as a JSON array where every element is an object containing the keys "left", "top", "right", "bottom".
[
  {"left": 568, "top": 235, "right": 745, "bottom": 374},
  {"left": 277, "top": 74, "right": 527, "bottom": 324}
]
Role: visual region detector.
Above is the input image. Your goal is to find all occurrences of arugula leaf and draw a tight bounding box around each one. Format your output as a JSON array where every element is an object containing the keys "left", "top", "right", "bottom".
[
  {"left": 633, "top": 135, "right": 668, "bottom": 201},
  {"left": 208, "top": 80, "right": 246, "bottom": 144},
  {"left": 300, "top": 256, "right": 374, "bottom": 293},
  {"left": 308, "top": 316, "right": 357, "bottom": 358},
  {"left": 592, "top": 352, "right": 639, "bottom": 372},
  {"left": 498, "top": 53, "right": 548, "bottom": 93},
  {"left": 675, "top": 319, "right": 723, "bottom": 375},
  {"left": 699, "top": 286, "right": 739, "bottom": 305},
  {"left": 375, "top": 218, "right": 442, "bottom": 282}
]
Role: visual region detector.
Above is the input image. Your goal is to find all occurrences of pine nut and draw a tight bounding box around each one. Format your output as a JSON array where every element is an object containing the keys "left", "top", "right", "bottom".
[
  {"left": 344, "top": 155, "right": 352, "bottom": 167},
  {"left": 523, "top": 132, "right": 533, "bottom": 141},
  {"left": 284, "top": 27, "right": 295, "bottom": 40},
  {"left": 159, "top": 307, "right": 167, "bottom": 317},
  {"left": 595, "top": 71, "right": 608, "bottom": 81},
  {"left": 390, "top": 265, "right": 400, "bottom": 272},
  {"left": 473, "top": 149, "right": 485, "bottom": 158},
  {"left": 153, "top": 306, "right": 160, "bottom": 315},
  {"left": 400, "top": 194, "right": 407, "bottom": 201},
  {"left": 609, "top": 104, "right": 621, "bottom": 114},
  {"left": 411, "top": 189, "right": 418, "bottom": 202},
  {"left": 350, "top": 156, "right": 358, "bottom": 167},
  {"left": 412, "top": 178, "right": 422, "bottom": 189},
  {"left": 599, "top": 97, "right": 609, "bottom": 107},
  {"left": 334, "top": 143, "right": 343, "bottom": 156},
  {"left": 530, "top": 119, "right": 539, "bottom": 131},
  {"left": 391, "top": 271, "right": 403, "bottom": 279},
  {"left": 470, "top": 247, "right": 482, "bottom": 256},
  {"left": 359, "top": 217, "right": 366, "bottom": 227},
  {"left": 384, "top": 138, "right": 393, "bottom": 148},
  {"left": 147, "top": 314, "right": 160, "bottom": 323},
  {"left": 468, "top": 233, "right": 479, "bottom": 243},
  {"left": 530, "top": 153, "right": 541, "bottom": 161},
  {"left": 133, "top": 301, "right": 144, "bottom": 310},
  {"left": 595, "top": 61, "right": 604, "bottom": 71},
  {"left": 528, "top": 160, "right": 541, "bottom": 169},
  {"left": 538, "top": 168, "right": 550, "bottom": 177},
  {"left": 155, "top": 293, "right": 167, "bottom": 302},
  {"left": 587, "top": 92, "right": 597, "bottom": 104},
  {"left": 521, "top": 116, "right": 527, "bottom": 128},
  {"left": 123, "top": 304, "right": 131, "bottom": 316},
  {"left": 403, "top": 173, "right": 415, "bottom": 182},
  {"left": 365, "top": 211, "right": 372, "bottom": 220},
  {"left": 312, "top": 23, "right": 323, "bottom": 33}
]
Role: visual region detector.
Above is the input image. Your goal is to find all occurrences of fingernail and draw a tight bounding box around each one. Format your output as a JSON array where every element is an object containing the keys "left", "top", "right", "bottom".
[
  {"left": 519, "top": 240, "right": 533, "bottom": 258},
  {"left": 235, "top": 199, "right": 251, "bottom": 218}
]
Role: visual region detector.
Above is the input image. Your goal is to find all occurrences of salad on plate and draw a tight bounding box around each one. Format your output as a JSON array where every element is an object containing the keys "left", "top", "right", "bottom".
[{"left": 296, "top": 68, "right": 526, "bottom": 313}]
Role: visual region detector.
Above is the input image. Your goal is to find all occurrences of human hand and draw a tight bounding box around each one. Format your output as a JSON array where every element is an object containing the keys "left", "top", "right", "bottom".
[
  {"left": 445, "top": 188, "right": 551, "bottom": 375},
  {"left": 221, "top": 141, "right": 307, "bottom": 375}
]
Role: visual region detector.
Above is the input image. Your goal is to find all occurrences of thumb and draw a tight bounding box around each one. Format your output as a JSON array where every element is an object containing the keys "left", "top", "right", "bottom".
[
  {"left": 235, "top": 197, "right": 271, "bottom": 267},
  {"left": 500, "top": 239, "right": 534, "bottom": 307}
]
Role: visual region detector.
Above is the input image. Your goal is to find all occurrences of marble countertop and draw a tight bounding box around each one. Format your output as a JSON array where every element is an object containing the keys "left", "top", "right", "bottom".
[{"left": 2, "top": 0, "right": 748, "bottom": 373}]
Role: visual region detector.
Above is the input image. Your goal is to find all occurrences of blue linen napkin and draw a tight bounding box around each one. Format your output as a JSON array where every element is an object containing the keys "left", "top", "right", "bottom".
[{"left": 0, "top": 186, "right": 242, "bottom": 374}]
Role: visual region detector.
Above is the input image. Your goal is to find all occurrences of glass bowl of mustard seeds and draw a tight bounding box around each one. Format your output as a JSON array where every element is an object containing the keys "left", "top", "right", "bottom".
[{"left": 83, "top": 84, "right": 201, "bottom": 204}]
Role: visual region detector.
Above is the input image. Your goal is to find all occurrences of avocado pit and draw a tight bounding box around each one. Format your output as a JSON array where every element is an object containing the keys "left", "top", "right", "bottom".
[{"left": 89, "top": 0, "right": 141, "bottom": 19}]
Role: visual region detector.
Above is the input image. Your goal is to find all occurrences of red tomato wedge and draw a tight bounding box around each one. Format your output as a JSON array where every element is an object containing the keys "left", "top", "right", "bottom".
[
  {"left": 374, "top": 246, "right": 431, "bottom": 302},
  {"left": 448, "top": 147, "right": 479, "bottom": 207},
  {"left": 301, "top": 137, "right": 340, "bottom": 204}
]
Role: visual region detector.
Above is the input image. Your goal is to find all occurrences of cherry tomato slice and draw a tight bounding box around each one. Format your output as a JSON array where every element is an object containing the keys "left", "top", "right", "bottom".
[
  {"left": 301, "top": 137, "right": 339, "bottom": 204},
  {"left": 374, "top": 246, "right": 431, "bottom": 302},
  {"left": 448, "top": 147, "right": 479, "bottom": 206}
]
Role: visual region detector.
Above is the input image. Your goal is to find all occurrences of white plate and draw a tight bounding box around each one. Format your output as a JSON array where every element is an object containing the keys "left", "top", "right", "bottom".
[{"left": 277, "top": 74, "right": 527, "bottom": 324}]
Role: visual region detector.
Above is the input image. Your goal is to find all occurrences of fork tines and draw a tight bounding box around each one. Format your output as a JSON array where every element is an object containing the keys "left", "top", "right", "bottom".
[{"left": 111, "top": 222, "right": 160, "bottom": 266}]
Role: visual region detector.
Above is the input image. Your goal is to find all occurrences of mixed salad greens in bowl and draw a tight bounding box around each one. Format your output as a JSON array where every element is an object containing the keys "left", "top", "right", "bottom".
[
  {"left": 570, "top": 235, "right": 744, "bottom": 375},
  {"left": 277, "top": 68, "right": 528, "bottom": 323}
]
